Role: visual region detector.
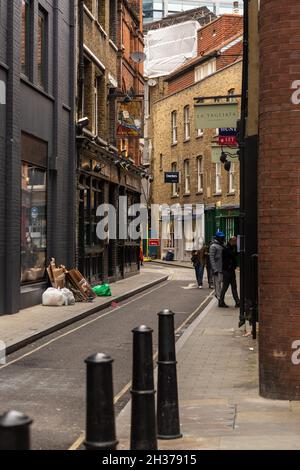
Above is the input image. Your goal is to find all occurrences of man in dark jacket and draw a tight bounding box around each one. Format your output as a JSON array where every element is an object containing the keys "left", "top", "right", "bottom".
[
  {"left": 209, "top": 230, "right": 225, "bottom": 300},
  {"left": 219, "top": 236, "right": 240, "bottom": 308}
]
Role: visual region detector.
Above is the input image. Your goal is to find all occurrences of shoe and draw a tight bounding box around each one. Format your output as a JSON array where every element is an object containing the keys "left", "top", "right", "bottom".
[
  {"left": 209, "top": 285, "right": 214, "bottom": 289},
  {"left": 218, "top": 302, "right": 229, "bottom": 308},
  {"left": 239, "top": 319, "right": 245, "bottom": 328},
  {"left": 198, "top": 285, "right": 203, "bottom": 289},
  {"left": 235, "top": 303, "right": 240, "bottom": 308}
]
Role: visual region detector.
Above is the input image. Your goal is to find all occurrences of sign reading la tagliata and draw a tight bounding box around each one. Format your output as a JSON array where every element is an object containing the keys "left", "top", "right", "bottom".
[{"left": 195, "top": 102, "right": 239, "bottom": 129}]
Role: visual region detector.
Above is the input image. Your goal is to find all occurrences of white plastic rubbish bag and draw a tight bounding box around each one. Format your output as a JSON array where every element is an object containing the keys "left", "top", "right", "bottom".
[
  {"left": 61, "top": 288, "right": 75, "bottom": 306},
  {"left": 42, "top": 288, "right": 65, "bottom": 306}
]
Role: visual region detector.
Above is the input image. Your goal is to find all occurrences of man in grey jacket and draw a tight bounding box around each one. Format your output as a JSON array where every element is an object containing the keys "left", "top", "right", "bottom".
[{"left": 209, "top": 230, "right": 225, "bottom": 304}]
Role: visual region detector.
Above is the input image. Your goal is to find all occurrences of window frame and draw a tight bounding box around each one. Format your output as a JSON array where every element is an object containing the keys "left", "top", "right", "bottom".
[
  {"left": 21, "top": 0, "right": 32, "bottom": 78},
  {"left": 93, "top": 77, "right": 99, "bottom": 135},
  {"left": 37, "top": 6, "right": 48, "bottom": 90},
  {"left": 109, "top": 0, "right": 117, "bottom": 44},
  {"left": 229, "top": 162, "right": 235, "bottom": 194},
  {"left": 195, "top": 58, "right": 216, "bottom": 83},
  {"left": 184, "top": 159, "right": 190, "bottom": 195},
  {"left": 171, "top": 162, "right": 178, "bottom": 197},
  {"left": 215, "top": 162, "right": 222, "bottom": 194},
  {"left": 171, "top": 111, "right": 178, "bottom": 145},
  {"left": 197, "top": 156, "right": 204, "bottom": 193},
  {"left": 184, "top": 105, "right": 190, "bottom": 141},
  {"left": 197, "top": 128, "right": 204, "bottom": 138}
]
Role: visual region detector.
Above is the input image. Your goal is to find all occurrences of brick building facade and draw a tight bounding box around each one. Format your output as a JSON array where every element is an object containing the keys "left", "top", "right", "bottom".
[
  {"left": 77, "top": 0, "right": 143, "bottom": 283},
  {"left": 258, "top": 0, "right": 300, "bottom": 399},
  {"left": 151, "top": 61, "right": 242, "bottom": 260},
  {"left": 117, "top": 0, "right": 144, "bottom": 165},
  {"left": 0, "top": 0, "right": 76, "bottom": 314},
  {"left": 145, "top": 13, "right": 242, "bottom": 260}
]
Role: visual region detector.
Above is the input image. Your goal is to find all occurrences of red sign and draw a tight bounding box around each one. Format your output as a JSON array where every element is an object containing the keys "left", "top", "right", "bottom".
[
  {"left": 149, "top": 239, "right": 160, "bottom": 246},
  {"left": 218, "top": 135, "right": 237, "bottom": 146}
]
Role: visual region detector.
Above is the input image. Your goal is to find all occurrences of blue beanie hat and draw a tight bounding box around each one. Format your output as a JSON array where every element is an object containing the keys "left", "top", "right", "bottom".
[{"left": 215, "top": 230, "right": 225, "bottom": 238}]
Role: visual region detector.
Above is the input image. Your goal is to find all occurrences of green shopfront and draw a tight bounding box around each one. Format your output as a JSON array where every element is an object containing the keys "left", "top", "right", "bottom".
[{"left": 205, "top": 206, "right": 239, "bottom": 244}]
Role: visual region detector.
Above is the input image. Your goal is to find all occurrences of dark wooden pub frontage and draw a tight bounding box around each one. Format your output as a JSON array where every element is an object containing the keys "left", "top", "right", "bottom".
[{"left": 77, "top": 135, "right": 141, "bottom": 285}]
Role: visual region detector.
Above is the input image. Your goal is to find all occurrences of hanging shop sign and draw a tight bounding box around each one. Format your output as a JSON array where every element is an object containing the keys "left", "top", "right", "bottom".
[
  {"left": 219, "top": 128, "right": 237, "bottom": 136},
  {"left": 149, "top": 239, "right": 160, "bottom": 246},
  {"left": 117, "top": 100, "right": 143, "bottom": 138},
  {"left": 218, "top": 135, "right": 237, "bottom": 146},
  {"left": 218, "top": 127, "right": 237, "bottom": 146},
  {"left": 164, "top": 172, "right": 179, "bottom": 183},
  {"left": 211, "top": 145, "right": 238, "bottom": 163},
  {"left": 195, "top": 103, "right": 239, "bottom": 129}
]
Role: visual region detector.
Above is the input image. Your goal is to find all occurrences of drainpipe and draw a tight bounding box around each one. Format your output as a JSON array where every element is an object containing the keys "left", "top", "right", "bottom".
[
  {"left": 79, "top": 0, "right": 85, "bottom": 118},
  {"left": 239, "top": 0, "right": 249, "bottom": 327}
]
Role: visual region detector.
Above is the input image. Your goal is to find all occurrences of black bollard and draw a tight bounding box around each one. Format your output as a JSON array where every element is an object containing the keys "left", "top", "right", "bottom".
[
  {"left": 84, "top": 353, "right": 118, "bottom": 450},
  {"left": 157, "top": 309, "right": 182, "bottom": 439},
  {"left": 130, "top": 325, "right": 157, "bottom": 450},
  {"left": 0, "top": 410, "right": 32, "bottom": 450}
]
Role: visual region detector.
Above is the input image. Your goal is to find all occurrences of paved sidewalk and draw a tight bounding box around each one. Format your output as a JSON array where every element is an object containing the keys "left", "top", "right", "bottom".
[
  {"left": 117, "top": 295, "right": 300, "bottom": 450},
  {"left": 0, "top": 266, "right": 169, "bottom": 354}
]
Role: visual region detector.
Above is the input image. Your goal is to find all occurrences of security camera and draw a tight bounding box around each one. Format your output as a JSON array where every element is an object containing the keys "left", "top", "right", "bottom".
[
  {"left": 77, "top": 117, "right": 89, "bottom": 130},
  {"left": 224, "top": 160, "right": 231, "bottom": 172}
]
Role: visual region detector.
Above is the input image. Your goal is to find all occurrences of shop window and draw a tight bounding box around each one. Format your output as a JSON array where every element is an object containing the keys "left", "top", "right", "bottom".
[
  {"left": 21, "top": 163, "right": 47, "bottom": 284},
  {"left": 21, "top": 0, "right": 32, "bottom": 77},
  {"left": 37, "top": 6, "right": 48, "bottom": 90}
]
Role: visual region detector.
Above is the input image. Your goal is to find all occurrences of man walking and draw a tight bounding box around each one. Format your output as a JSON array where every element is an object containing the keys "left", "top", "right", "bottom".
[
  {"left": 209, "top": 230, "right": 225, "bottom": 302},
  {"left": 191, "top": 250, "right": 203, "bottom": 288},
  {"left": 219, "top": 236, "right": 240, "bottom": 308}
]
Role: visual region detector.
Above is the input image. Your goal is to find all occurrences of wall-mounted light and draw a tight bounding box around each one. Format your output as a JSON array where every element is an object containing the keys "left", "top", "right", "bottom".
[
  {"left": 224, "top": 161, "right": 231, "bottom": 172},
  {"left": 93, "top": 163, "right": 103, "bottom": 173},
  {"left": 77, "top": 116, "right": 89, "bottom": 132}
]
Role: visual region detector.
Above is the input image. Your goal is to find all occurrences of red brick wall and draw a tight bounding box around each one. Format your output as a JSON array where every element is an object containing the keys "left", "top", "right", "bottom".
[
  {"left": 216, "top": 39, "right": 243, "bottom": 70},
  {"left": 118, "top": 0, "right": 144, "bottom": 165},
  {"left": 259, "top": 0, "right": 300, "bottom": 399},
  {"left": 198, "top": 15, "right": 243, "bottom": 55},
  {"left": 168, "top": 69, "right": 195, "bottom": 95}
]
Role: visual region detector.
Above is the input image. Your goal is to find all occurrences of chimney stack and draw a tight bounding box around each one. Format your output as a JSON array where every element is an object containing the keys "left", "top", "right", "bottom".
[{"left": 233, "top": 1, "right": 240, "bottom": 14}]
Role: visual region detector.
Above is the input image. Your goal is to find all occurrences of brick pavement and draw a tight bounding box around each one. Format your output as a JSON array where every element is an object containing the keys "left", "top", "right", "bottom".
[{"left": 117, "top": 291, "right": 300, "bottom": 450}]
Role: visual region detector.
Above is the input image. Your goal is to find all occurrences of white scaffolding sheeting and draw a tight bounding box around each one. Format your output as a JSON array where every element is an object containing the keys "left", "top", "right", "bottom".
[{"left": 144, "top": 20, "right": 201, "bottom": 78}]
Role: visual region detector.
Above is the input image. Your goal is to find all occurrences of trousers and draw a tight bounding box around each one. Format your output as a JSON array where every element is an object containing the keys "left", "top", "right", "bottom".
[
  {"left": 213, "top": 272, "right": 223, "bottom": 299},
  {"left": 219, "top": 269, "right": 239, "bottom": 305}
]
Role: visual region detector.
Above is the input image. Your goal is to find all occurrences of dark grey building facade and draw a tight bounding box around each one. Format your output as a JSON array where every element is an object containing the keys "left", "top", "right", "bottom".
[{"left": 0, "top": 0, "right": 76, "bottom": 314}]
